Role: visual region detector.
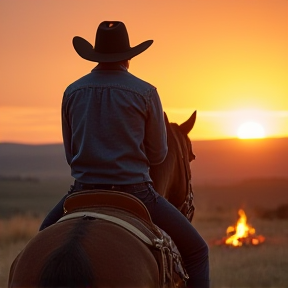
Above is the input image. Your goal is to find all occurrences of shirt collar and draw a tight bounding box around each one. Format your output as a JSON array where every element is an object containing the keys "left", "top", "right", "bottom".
[{"left": 93, "top": 63, "right": 128, "bottom": 72}]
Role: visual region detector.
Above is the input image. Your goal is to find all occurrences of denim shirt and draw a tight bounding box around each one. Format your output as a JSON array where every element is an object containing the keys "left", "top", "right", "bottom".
[{"left": 62, "top": 64, "right": 168, "bottom": 185}]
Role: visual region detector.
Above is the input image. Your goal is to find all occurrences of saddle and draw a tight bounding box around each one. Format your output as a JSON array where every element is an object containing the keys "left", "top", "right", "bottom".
[{"left": 59, "top": 190, "right": 189, "bottom": 288}]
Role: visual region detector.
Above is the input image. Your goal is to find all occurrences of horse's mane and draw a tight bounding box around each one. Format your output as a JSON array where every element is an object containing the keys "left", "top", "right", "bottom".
[
  {"left": 150, "top": 114, "right": 185, "bottom": 196},
  {"left": 39, "top": 221, "right": 95, "bottom": 288},
  {"left": 150, "top": 112, "right": 194, "bottom": 209}
]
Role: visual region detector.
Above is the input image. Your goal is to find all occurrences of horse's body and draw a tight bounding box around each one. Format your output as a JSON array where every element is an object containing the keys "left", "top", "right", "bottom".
[
  {"left": 8, "top": 111, "right": 197, "bottom": 288},
  {"left": 10, "top": 217, "right": 160, "bottom": 288}
]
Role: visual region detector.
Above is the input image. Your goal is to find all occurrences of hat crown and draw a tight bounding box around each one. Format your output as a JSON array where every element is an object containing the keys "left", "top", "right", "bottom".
[
  {"left": 72, "top": 21, "right": 153, "bottom": 62},
  {"left": 95, "top": 21, "right": 130, "bottom": 54}
]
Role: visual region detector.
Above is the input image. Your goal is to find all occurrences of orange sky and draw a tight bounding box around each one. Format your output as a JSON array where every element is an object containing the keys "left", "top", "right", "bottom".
[{"left": 0, "top": 0, "right": 287, "bottom": 144}]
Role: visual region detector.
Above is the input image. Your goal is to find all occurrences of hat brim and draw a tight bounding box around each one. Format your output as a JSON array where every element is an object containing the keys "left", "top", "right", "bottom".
[{"left": 73, "top": 36, "right": 153, "bottom": 62}]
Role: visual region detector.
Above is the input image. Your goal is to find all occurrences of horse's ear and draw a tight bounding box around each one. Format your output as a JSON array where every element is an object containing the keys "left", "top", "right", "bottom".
[
  {"left": 179, "top": 110, "right": 197, "bottom": 135},
  {"left": 163, "top": 112, "right": 169, "bottom": 125}
]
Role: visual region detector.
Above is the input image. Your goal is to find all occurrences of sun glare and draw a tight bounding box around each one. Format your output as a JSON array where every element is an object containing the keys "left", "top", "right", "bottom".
[{"left": 237, "top": 121, "right": 266, "bottom": 139}]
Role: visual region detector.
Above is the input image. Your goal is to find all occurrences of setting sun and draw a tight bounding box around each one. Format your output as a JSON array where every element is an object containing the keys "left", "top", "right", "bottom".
[
  {"left": 0, "top": 1, "right": 287, "bottom": 144},
  {"left": 237, "top": 121, "right": 266, "bottom": 139}
]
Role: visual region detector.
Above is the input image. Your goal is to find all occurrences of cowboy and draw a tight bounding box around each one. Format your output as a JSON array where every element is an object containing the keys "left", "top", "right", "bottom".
[{"left": 40, "top": 21, "right": 209, "bottom": 288}]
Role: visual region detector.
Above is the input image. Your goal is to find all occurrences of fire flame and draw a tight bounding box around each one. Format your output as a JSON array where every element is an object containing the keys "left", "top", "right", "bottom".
[{"left": 224, "top": 209, "right": 265, "bottom": 247}]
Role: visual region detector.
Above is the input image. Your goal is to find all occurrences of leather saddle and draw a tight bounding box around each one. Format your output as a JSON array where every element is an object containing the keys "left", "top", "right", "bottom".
[
  {"left": 60, "top": 190, "right": 189, "bottom": 287},
  {"left": 63, "top": 189, "right": 153, "bottom": 225}
]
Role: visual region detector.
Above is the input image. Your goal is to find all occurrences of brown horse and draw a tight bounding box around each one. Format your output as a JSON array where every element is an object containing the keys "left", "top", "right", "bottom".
[
  {"left": 8, "top": 111, "right": 197, "bottom": 288},
  {"left": 150, "top": 111, "right": 196, "bottom": 221}
]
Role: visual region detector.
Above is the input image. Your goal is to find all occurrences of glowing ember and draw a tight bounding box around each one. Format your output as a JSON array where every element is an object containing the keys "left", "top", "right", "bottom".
[{"left": 217, "top": 209, "right": 265, "bottom": 247}]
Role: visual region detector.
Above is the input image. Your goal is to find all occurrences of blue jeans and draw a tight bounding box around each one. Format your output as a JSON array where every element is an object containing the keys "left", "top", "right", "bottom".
[
  {"left": 40, "top": 183, "right": 209, "bottom": 288},
  {"left": 131, "top": 184, "right": 210, "bottom": 288}
]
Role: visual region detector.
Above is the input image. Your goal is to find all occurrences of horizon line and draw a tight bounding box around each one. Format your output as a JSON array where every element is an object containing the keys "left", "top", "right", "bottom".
[{"left": 1, "top": 136, "right": 288, "bottom": 146}]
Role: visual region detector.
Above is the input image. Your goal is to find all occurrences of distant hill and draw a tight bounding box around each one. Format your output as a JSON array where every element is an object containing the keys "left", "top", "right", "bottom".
[
  {"left": 0, "top": 143, "right": 70, "bottom": 180},
  {"left": 0, "top": 138, "right": 287, "bottom": 185},
  {"left": 190, "top": 137, "right": 288, "bottom": 185}
]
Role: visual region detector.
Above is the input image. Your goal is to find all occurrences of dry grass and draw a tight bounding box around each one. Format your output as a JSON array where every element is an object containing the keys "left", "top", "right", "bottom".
[
  {"left": 0, "top": 215, "right": 42, "bottom": 287},
  {"left": 194, "top": 214, "right": 288, "bottom": 288},
  {"left": 1, "top": 179, "right": 288, "bottom": 288},
  {"left": 1, "top": 214, "right": 288, "bottom": 288},
  {"left": 0, "top": 214, "right": 41, "bottom": 244}
]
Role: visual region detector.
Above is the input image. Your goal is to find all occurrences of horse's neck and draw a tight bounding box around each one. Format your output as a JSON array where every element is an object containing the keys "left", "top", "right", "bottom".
[
  {"left": 151, "top": 123, "right": 192, "bottom": 213},
  {"left": 150, "top": 127, "right": 181, "bottom": 199},
  {"left": 150, "top": 149, "right": 176, "bottom": 198}
]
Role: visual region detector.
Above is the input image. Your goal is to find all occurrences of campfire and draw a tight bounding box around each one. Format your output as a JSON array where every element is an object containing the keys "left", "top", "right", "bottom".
[{"left": 217, "top": 209, "right": 265, "bottom": 247}]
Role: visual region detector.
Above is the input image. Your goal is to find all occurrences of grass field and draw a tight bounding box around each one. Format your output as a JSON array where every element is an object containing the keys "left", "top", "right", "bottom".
[{"left": 1, "top": 178, "right": 288, "bottom": 288}]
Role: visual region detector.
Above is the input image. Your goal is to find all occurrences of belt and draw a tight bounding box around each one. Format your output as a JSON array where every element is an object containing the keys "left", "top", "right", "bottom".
[{"left": 72, "top": 180, "right": 150, "bottom": 194}]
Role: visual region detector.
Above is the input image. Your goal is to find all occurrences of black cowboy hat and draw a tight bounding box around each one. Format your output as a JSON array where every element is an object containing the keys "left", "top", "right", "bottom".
[{"left": 73, "top": 21, "right": 153, "bottom": 62}]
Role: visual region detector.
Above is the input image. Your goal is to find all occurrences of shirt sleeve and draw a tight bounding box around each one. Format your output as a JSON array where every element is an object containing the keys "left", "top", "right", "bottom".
[
  {"left": 144, "top": 88, "right": 168, "bottom": 165},
  {"left": 61, "top": 93, "right": 73, "bottom": 165}
]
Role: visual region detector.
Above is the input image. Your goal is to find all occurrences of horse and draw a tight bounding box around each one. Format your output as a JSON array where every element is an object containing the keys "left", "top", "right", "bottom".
[
  {"left": 150, "top": 111, "right": 196, "bottom": 222},
  {"left": 8, "top": 111, "right": 197, "bottom": 288}
]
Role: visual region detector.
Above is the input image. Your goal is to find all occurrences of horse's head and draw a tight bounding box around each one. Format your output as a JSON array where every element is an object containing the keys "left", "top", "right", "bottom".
[
  {"left": 164, "top": 111, "right": 196, "bottom": 161},
  {"left": 150, "top": 111, "right": 197, "bottom": 222}
]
